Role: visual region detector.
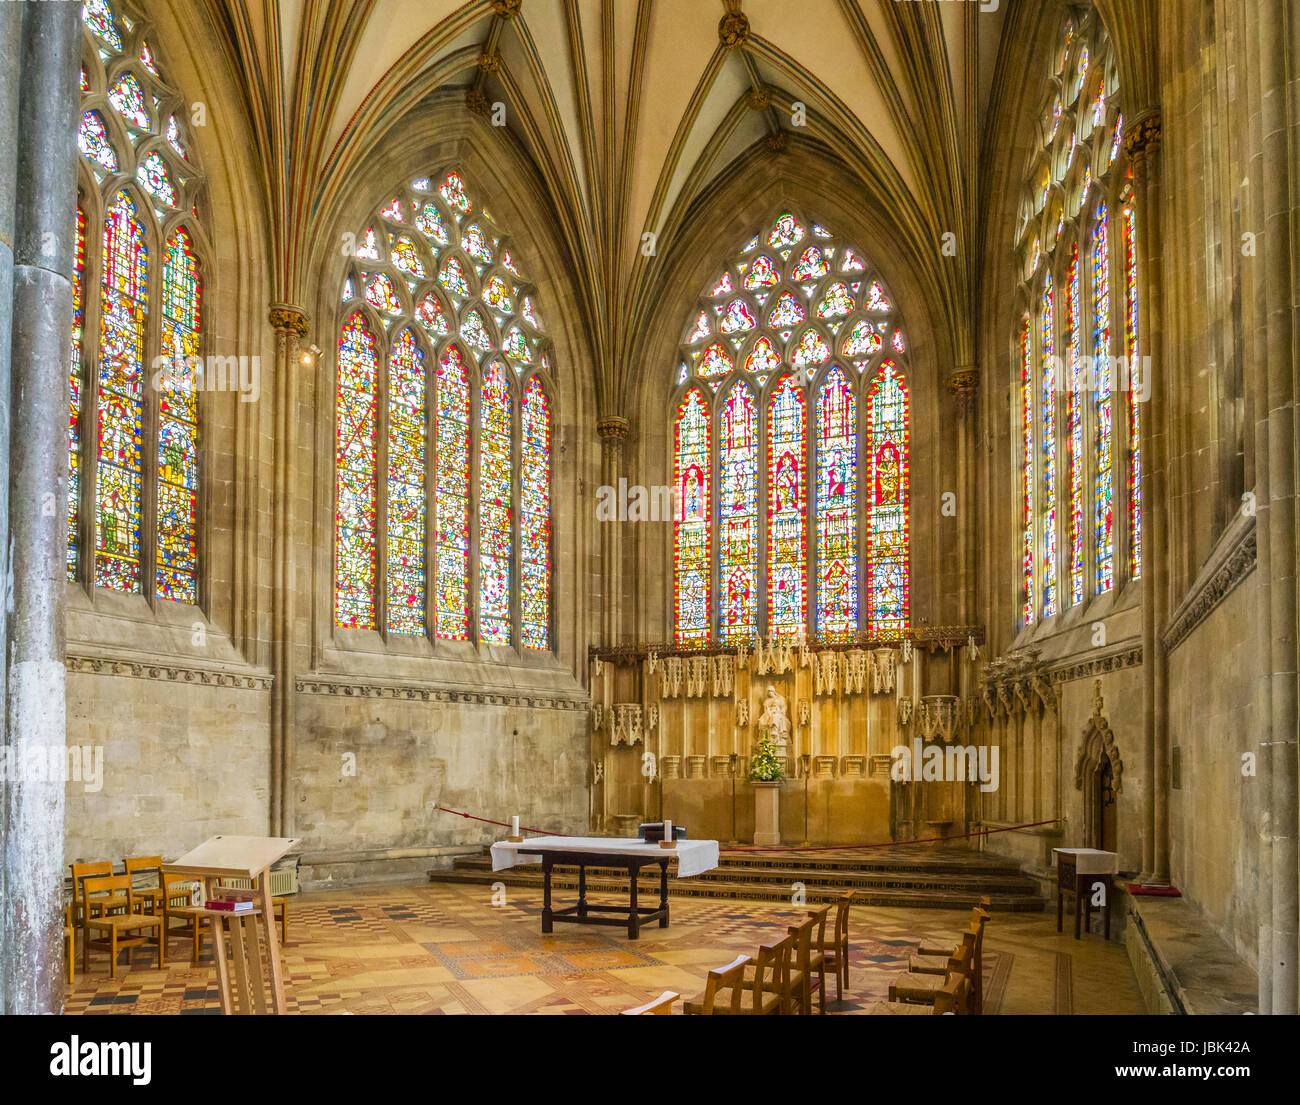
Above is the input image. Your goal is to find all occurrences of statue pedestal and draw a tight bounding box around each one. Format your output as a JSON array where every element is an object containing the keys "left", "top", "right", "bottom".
[{"left": 752, "top": 781, "right": 782, "bottom": 846}]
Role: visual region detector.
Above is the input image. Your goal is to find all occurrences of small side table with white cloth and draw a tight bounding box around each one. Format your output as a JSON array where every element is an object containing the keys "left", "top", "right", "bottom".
[
  {"left": 490, "top": 836, "right": 720, "bottom": 940},
  {"left": 1053, "top": 847, "right": 1119, "bottom": 939}
]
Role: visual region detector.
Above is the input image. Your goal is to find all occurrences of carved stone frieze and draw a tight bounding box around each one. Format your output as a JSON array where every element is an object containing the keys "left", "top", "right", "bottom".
[
  {"left": 611, "top": 703, "right": 643, "bottom": 746},
  {"left": 69, "top": 655, "right": 274, "bottom": 690}
]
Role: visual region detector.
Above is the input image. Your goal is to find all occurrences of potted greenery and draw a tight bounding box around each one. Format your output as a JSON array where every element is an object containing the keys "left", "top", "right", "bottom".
[{"left": 749, "top": 733, "right": 785, "bottom": 845}]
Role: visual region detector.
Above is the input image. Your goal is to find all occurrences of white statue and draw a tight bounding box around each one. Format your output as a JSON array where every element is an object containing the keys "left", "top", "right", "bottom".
[{"left": 756, "top": 684, "right": 791, "bottom": 749}]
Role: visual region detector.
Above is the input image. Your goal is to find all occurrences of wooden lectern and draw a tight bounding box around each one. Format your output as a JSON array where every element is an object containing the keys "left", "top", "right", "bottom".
[{"left": 163, "top": 835, "right": 299, "bottom": 1014}]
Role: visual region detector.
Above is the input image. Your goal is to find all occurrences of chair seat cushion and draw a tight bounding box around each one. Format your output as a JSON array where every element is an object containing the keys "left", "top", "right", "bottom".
[
  {"left": 908, "top": 954, "right": 947, "bottom": 974},
  {"left": 862, "top": 1000, "right": 936, "bottom": 1015},
  {"left": 917, "top": 937, "right": 960, "bottom": 956},
  {"left": 684, "top": 987, "right": 780, "bottom": 1015},
  {"left": 88, "top": 913, "right": 160, "bottom": 932}
]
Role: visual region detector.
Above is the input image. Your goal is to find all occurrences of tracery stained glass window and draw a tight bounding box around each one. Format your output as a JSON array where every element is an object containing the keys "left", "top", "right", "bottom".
[
  {"left": 478, "top": 362, "right": 513, "bottom": 645},
  {"left": 766, "top": 376, "right": 806, "bottom": 639},
  {"left": 718, "top": 383, "right": 758, "bottom": 641},
  {"left": 1123, "top": 202, "right": 1143, "bottom": 578},
  {"left": 386, "top": 329, "right": 426, "bottom": 634},
  {"left": 815, "top": 367, "right": 858, "bottom": 641},
  {"left": 1015, "top": 11, "right": 1131, "bottom": 628},
  {"left": 1039, "top": 278, "right": 1058, "bottom": 618},
  {"left": 1066, "top": 247, "right": 1085, "bottom": 607},
  {"left": 1092, "top": 206, "right": 1114, "bottom": 593},
  {"left": 336, "top": 169, "right": 555, "bottom": 648},
  {"left": 672, "top": 210, "right": 907, "bottom": 645},
  {"left": 334, "top": 313, "right": 379, "bottom": 629},
  {"left": 865, "top": 361, "right": 909, "bottom": 638},
  {"left": 520, "top": 378, "right": 552, "bottom": 649},
  {"left": 156, "top": 229, "right": 200, "bottom": 603},
  {"left": 74, "top": 2, "right": 202, "bottom": 600},
  {"left": 673, "top": 390, "right": 712, "bottom": 642}
]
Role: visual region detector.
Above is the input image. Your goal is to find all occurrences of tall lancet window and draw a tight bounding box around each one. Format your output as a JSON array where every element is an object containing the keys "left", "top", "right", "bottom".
[
  {"left": 1013, "top": 10, "right": 1136, "bottom": 629},
  {"left": 670, "top": 210, "right": 909, "bottom": 645},
  {"left": 334, "top": 170, "right": 556, "bottom": 649},
  {"left": 72, "top": 0, "right": 204, "bottom": 602}
]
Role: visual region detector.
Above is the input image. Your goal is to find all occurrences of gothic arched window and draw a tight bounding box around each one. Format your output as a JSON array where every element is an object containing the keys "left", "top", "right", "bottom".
[
  {"left": 671, "top": 210, "right": 910, "bottom": 646},
  {"left": 334, "top": 170, "right": 556, "bottom": 650},
  {"left": 72, "top": 0, "right": 204, "bottom": 603},
  {"left": 1015, "top": 11, "right": 1140, "bottom": 629}
]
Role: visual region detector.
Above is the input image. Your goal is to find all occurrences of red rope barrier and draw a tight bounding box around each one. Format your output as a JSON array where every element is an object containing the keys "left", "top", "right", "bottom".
[{"left": 434, "top": 805, "right": 1059, "bottom": 851}]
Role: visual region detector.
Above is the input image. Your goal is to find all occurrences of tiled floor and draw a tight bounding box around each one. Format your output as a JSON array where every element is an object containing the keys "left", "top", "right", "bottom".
[{"left": 64, "top": 881, "right": 1146, "bottom": 1014}]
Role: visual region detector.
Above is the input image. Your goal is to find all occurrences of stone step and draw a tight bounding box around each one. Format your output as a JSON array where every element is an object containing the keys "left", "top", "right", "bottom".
[
  {"left": 427, "top": 866, "right": 1045, "bottom": 911},
  {"left": 443, "top": 854, "right": 1036, "bottom": 895}
]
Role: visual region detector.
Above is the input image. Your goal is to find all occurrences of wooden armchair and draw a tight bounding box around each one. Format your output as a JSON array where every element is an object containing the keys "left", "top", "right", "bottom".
[
  {"left": 913, "top": 910, "right": 989, "bottom": 1013},
  {"left": 620, "top": 990, "right": 679, "bottom": 1015},
  {"left": 82, "top": 874, "right": 165, "bottom": 979},
  {"left": 815, "top": 890, "right": 853, "bottom": 1001},
  {"left": 785, "top": 915, "right": 826, "bottom": 1015},
  {"left": 887, "top": 943, "right": 974, "bottom": 1011},
  {"left": 736, "top": 934, "right": 795, "bottom": 1014},
  {"left": 684, "top": 954, "right": 751, "bottom": 1015},
  {"left": 865, "top": 973, "right": 970, "bottom": 1016}
]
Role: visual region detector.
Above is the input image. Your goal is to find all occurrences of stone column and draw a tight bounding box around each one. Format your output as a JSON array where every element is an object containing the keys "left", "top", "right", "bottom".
[
  {"left": 1254, "top": 1, "right": 1298, "bottom": 1015},
  {"left": 268, "top": 305, "right": 309, "bottom": 836},
  {"left": 596, "top": 416, "right": 628, "bottom": 646},
  {"left": 1125, "top": 113, "right": 1167, "bottom": 887},
  {"left": 1, "top": 0, "right": 81, "bottom": 1015},
  {"left": 948, "top": 368, "right": 979, "bottom": 624}
]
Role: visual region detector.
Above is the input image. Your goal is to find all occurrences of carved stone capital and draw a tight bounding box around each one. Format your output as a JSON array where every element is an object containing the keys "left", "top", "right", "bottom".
[
  {"left": 596, "top": 415, "right": 630, "bottom": 440},
  {"left": 268, "top": 303, "right": 309, "bottom": 336},
  {"left": 1123, "top": 111, "right": 1161, "bottom": 166}
]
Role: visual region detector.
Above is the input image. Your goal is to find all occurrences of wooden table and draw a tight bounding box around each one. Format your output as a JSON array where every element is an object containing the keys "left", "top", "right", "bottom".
[
  {"left": 491, "top": 836, "right": 720, "bottom": 941},
  {"left": 163, "top": 835, "right": 299, "bottom": 1014},
  {"left": 1053, "top": 847, "right": 1119, "bottom": 940}
]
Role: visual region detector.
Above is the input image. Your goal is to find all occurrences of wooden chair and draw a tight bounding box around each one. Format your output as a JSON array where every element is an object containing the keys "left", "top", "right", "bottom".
[
  {"left": 82, "top": 875, "right": 165, "bottom": 979},
  {"left": 160, "top": 875, "right": 208, "bottom": 965},
  {"left": 620, "top": 990, "right": 679, "bottom": 1015},
  {"left": 70, "top": 861, "right": 122, "bottom": 935},
  {"left": 803, "top": 904, "right": 830, "bottom": 1012},
  {"left": 815, "top": 889, "right": 853, "bottom": 1001},
  {"left": 914, "top": 909, "right": 989, "bottom": 1013},
  {"left": 736, "top": 934, "right": 795, "bottom": 1014},
  {"left": 864, "top": 973, "right": 970, "bottom": 1016},
  {"left": 784, "top": 915, "right": 826, "bottom": 1015},
  {"left": 683, "top": 954, "right": 751, "bottom": 1015},
  {"left": 63, "top": 904, "right": 75, "bottom": 985},
  {"left": 887, "top": 943, "right": 973, "bottom": 1011}
]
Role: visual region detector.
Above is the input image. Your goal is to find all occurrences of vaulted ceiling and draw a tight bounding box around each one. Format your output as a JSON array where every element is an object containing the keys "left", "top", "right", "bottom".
[{"left": 205, "top": 0, "right": 1014, "bottom": 414}]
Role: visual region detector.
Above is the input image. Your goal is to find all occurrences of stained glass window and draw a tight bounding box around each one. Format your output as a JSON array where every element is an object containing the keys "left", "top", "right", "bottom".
[
  {"left": 387, "top": 329, "right": 426, "bottom": 634},
  {"left": 434, "top": 347, "right": 470, "bottom": 639},
  {"left": 334, "top": 313, "right": 379, "bottom": 628},
  {"left": 479, "top": 362, "right": 513, "bottom": 644},
  {"left": 673, "top": 390, "right": 711, "bottom": 643},
  {"left": 767, "top": 376, "right": 806, "bottom": 638},
  {"left": 337, "top": 169, "right": 555, "bottom": 649},
  {"left": 155, "top": 229, "right": 200, "bottom": 603},
  {"left": 1123, "top": 202, "right": 1142, "bottom": 578},
  {"left": 1039, "top": 277, "right": 1058, "bottom": 618},
  {"left": 1066, "top": 247, "right": 1084, "bottom": 606},
  {"left": 75, "top": 0, "right": 205, "bottom": 601},
  {"left": 815, "top": 366, "right": 857, "bottom": 640},
  {"left": 520, "top": 378, "right": 552, "bottom": 649},
  {"left": 1092, "top": 205, "right": 1114, "bottom": 592},
  {"left": 95, "top": 192, "right": 147, "bottom": 592},
  {"left": 718, "top": 383, "right": 758, "bottom": 641},
  {"left": 672, "top": 210, "right": 907, "bottom": 644},
  {"left": 865, "top": 361, "right": 909, "bottom": 637}
]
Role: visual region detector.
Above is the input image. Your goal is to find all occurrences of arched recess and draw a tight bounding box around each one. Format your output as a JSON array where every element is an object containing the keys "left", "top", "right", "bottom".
[
  {"left": 1074, "top": 679, "right": 1124, "bottom": 851},
  {"left": 630, "top": 144, "right": 947, "bottom": 647},
  {"left": 308, "top": 107, "right": 594, "bottom": 681}
]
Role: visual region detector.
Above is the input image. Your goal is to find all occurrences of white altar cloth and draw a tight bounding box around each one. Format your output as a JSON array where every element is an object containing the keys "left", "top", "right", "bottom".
[
  {"left": 1053, "top": 847, "right": 1120, "bottom": 875},
  {"left": 490, "top": 835, "right": 720, "bottom": 880}
]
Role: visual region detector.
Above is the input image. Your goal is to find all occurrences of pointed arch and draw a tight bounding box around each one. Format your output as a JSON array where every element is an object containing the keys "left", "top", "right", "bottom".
[{"left": 433, "top": 342, "right": 471, "bottom": 640}]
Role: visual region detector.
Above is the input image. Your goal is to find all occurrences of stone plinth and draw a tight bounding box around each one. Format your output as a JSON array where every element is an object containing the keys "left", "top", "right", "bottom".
[{"left": 752, "top": 781, "right": 782, "bottom": 846}]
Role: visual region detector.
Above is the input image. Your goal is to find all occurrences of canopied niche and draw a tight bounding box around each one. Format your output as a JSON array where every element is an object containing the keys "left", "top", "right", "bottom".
[{"left": 1074, "top": 679, "right": 1123, "bottom": 850}]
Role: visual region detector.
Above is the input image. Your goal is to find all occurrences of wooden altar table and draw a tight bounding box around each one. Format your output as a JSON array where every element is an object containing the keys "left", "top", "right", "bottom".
[{"left": 490, "top": 836, "right": 720, "bottom": 940}]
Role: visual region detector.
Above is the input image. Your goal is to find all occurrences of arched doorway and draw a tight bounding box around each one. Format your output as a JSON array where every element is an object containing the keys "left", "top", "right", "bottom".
[{"left": 1074, "top": 681, "right": 1123, "bottom": 852}]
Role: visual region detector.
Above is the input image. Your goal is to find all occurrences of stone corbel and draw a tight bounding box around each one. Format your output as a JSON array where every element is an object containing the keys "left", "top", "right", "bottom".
[
  {"left": 996, "top": 682, "right": 1014, "bottom": 718},
  {"left": 686, "top": 656, "right": 708, "bottom": 698},
  {"left": 645, "top": 651, "right": 659, "bottom": 675},
  {"left": 734, "top": 640, "right": 750, "bottom": 670},
  {"left": 712, "top": 654, "right": 735, "bottom": 697},
  {"left": 799, "top": 641, "right": 812, "bottom": 669},
  {"left": 1032, "top": 670, "right": 1056, "bottom": 713}
]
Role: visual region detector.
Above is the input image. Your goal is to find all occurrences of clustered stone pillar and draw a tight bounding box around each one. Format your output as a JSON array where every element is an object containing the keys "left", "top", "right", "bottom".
[
  {"left": 268, "top": 305, "right": 309, "bottom": 837},
  {"left": 947, "top": 366, "right": 979, "bottom": 626},
  {"left": 0, "top": 0, "right": 81, "bottom": 1014},
  {"left": 596, "top": 416, "right": 629, "bottom": 646}
]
